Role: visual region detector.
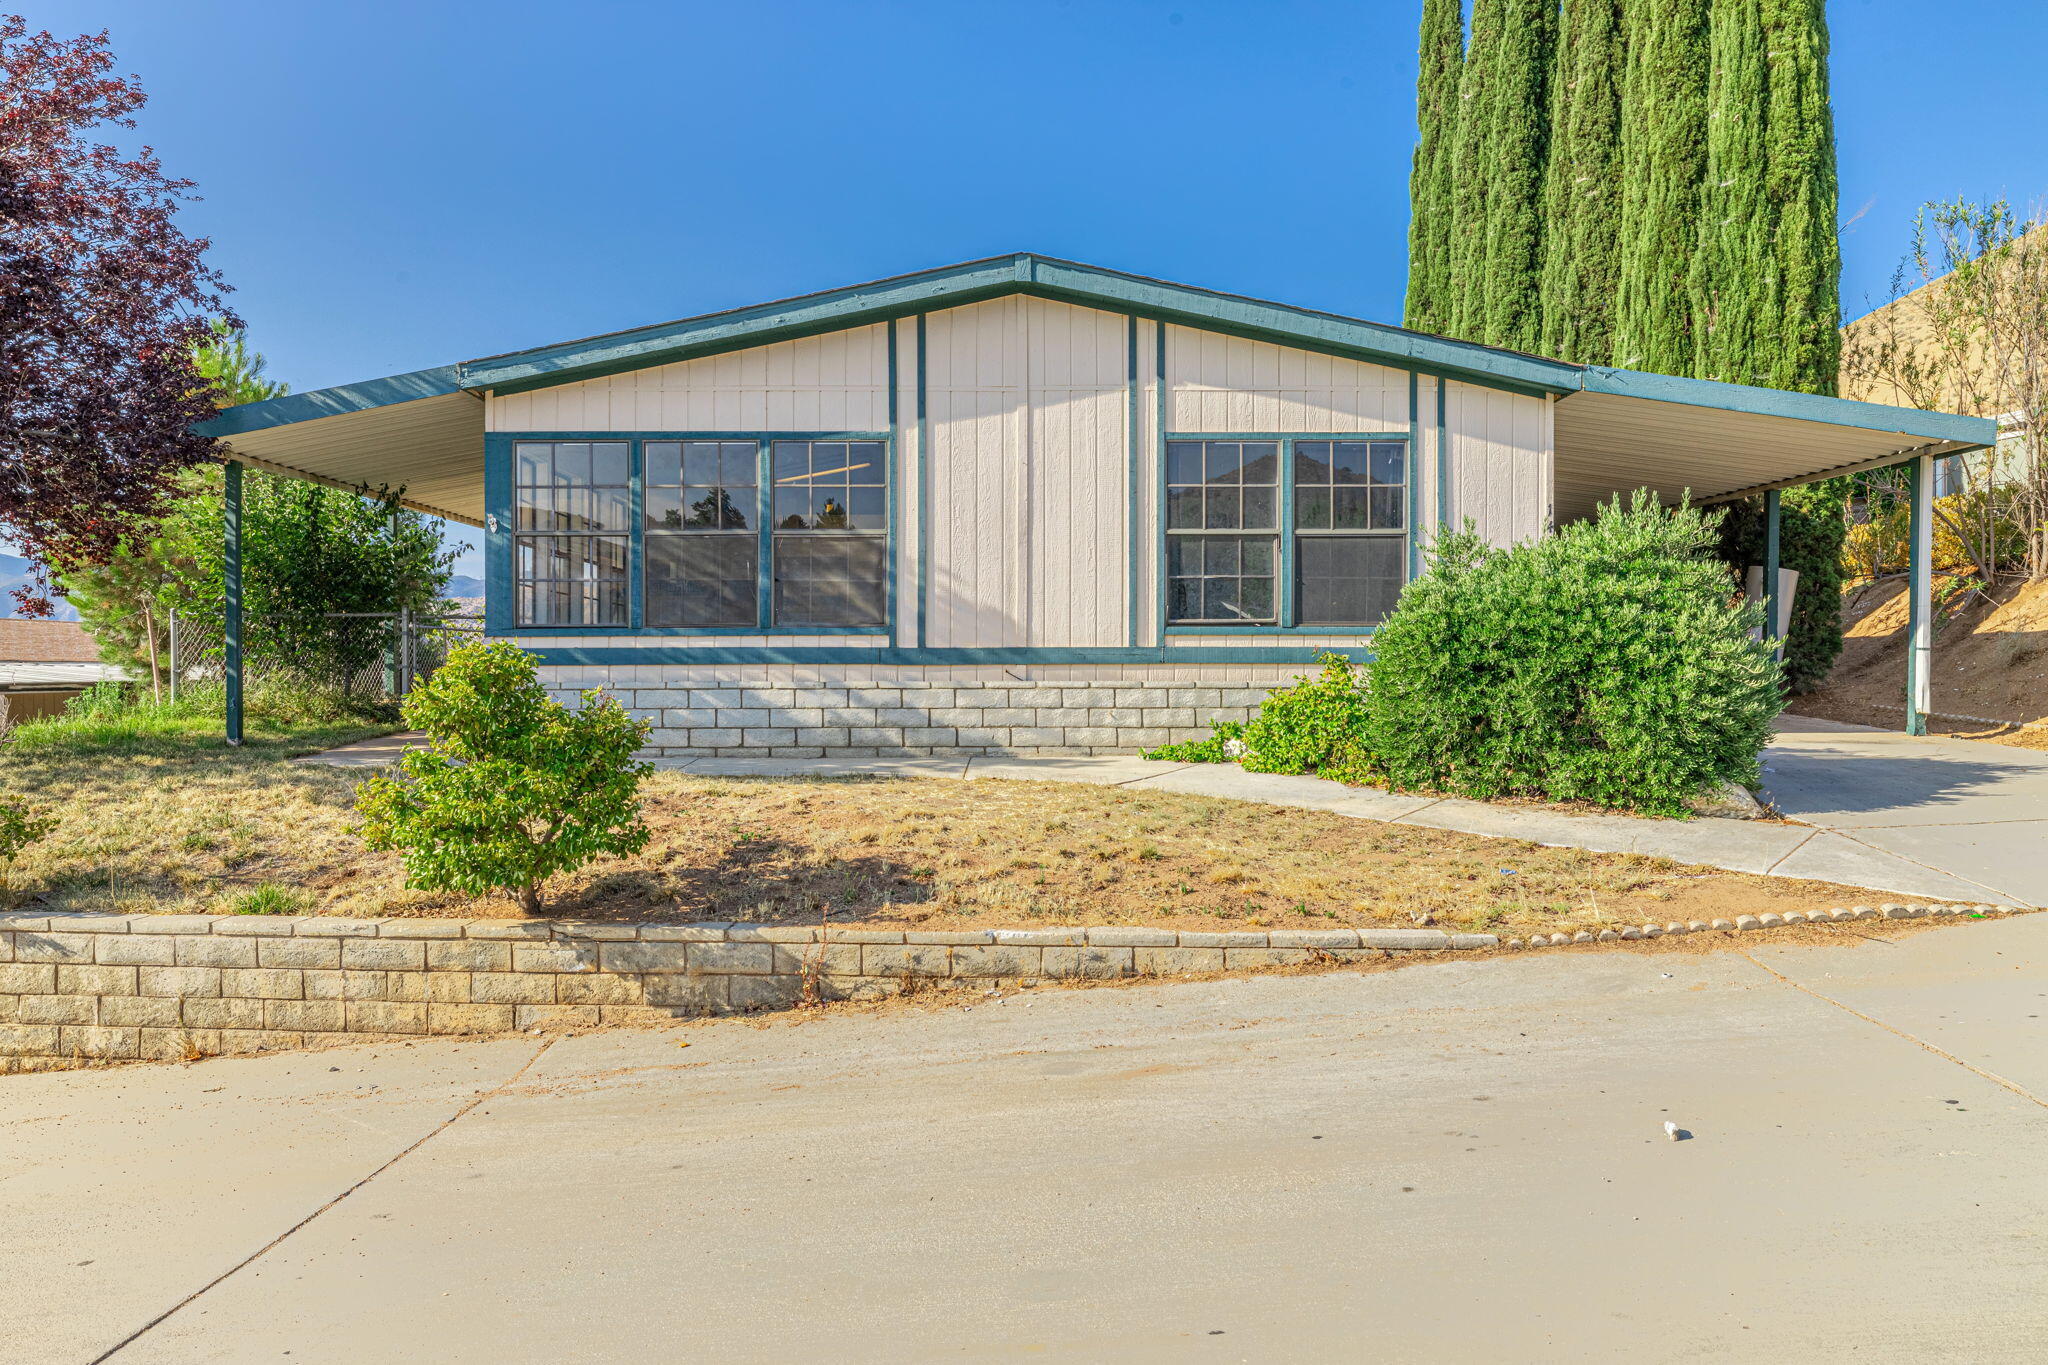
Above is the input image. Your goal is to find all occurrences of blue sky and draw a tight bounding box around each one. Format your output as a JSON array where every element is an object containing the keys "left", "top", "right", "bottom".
[{"left": 31, "top": 0, "right": 2048, "bottom": 577}]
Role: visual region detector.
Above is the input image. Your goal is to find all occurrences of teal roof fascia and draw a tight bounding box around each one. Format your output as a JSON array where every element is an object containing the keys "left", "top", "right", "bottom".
[
  {"left": 457, "top": 253, "right": 1588, "bottom": 398},
  {"left": 1577, "top": 366, "right": 1999, "bottom": 447},
  {"left": 190, "top": 255, "right": 2000, "bottom": 456},
  {"left": 194, "top": 365, "right": 468, "bottom": 438}
]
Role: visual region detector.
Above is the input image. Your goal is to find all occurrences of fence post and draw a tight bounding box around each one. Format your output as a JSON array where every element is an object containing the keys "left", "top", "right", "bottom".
[{"left": 167, "top": 607, "right": 180, "bottom": 704}]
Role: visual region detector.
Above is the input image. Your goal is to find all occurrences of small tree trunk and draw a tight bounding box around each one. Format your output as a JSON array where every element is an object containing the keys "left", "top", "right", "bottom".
[
  {"left": 142, "top": 602, "right": 161, "bottom": 704},
  {"left": 520, "top": 880, "right": 543, "bottom": 916}
]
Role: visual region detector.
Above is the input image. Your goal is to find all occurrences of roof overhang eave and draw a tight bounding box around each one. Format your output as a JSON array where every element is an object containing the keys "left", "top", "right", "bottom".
[{"left": 1696, "top": 438, "right": 1992, "bottom": 505}]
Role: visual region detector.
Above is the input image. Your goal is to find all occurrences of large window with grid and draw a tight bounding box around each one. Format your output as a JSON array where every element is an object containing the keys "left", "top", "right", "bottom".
[
  {"left": 514, "top": 441, "right": 631, "bottom": 626},
  {"left": 1164, "top": 436, "right": 1407, "bottom": 629},
  {"left": 1292, "top": 439, "right": 1407, "bottom": 626},
  {"left": 770, "top": 439, "right": 888, "bottom": 627},
  {"left": 1165, "top": 439, "right": 1281, "bottom": 624},
  {"left": 643, "top": 440, "right": 757, "bottom": 627},
  {"left": 507, "top": 435, "right": 891, "bottom": 632}
]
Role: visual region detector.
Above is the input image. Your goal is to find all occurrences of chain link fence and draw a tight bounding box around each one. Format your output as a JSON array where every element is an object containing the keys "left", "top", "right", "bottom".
[{"left": 166, "top": 608, "right": 484, "bottom": 705}]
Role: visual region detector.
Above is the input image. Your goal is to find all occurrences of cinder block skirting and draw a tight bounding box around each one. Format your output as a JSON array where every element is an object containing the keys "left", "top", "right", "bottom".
[
  {"left": 538, "top": 674, "right": 1286, "bottom": 758},
  {"left": 0, "top": 905, "right": 2002, "bottom": 1071}
]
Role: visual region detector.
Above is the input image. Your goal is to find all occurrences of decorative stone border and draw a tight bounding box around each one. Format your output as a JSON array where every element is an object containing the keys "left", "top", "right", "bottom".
[
  {"left": 1504, "top": 903, "right": 2009, "bottom": 948},
  {"left": 0, "top": 904, "right": 2009, "bottom": 1070}
]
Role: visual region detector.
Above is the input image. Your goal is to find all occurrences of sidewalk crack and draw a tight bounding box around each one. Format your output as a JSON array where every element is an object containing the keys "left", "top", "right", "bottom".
[
  {"left": 1739, "top": 950, "right": 2047, "bottom": 1112},
  {"left": 91, "top": 1038, "right": 557, "bottom": 1363}
]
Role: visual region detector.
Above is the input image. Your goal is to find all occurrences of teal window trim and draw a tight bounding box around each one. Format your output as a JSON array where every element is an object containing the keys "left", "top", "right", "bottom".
[
  {"left": 496, "top": 430, "right": 895, "bottom": 637},
  {"left": 1160, "top": 432, "right": 1412, "bottom": 633},
  {"left": 1125, "top": 313, "right": 1140, "bottom": 646},
  {"left": 915, "top": 313, "right": 929, "bottom": 649},
  {"left": 1153, "top": 320, "right": 1168, "bottom": 647}
]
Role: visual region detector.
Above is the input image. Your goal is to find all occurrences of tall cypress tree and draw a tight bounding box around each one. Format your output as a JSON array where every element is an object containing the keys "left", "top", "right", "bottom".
[
  {"left": 1476, "top": 0, "right": 1555, "bottom": 352},
  {"left": 1762, "top": 0, "right": 1840, "bottom": 395},
  {"left": 1692, "top": 0, "right": 1770, "bottom": 385},
  {"left": 1539, "top": 0, "right": 1624, "bottom": 363},
  {"left": 1444, "top": 0, "right": 1503, "bottom": 343},
  {"left": 1614, "top": 0, "right": 1709, "bottom": 375},
  {"left": 1404, "top": 0, "right": 1466, "bottom": 336}
]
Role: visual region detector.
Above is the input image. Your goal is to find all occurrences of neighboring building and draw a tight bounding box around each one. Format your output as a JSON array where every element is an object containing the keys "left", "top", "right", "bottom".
[
  {"left": 0, "top": 619, "right": 123, "bottom": 725},
  {"left": 1840, "top": 244, "right": 2037, "bottom": 499},
  {"left": 197, "top": 254, "right": 1991, "bottom": 755}
]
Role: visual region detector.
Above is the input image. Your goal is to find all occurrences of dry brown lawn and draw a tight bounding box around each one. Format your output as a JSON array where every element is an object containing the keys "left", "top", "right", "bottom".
[{"left": 0, "top": 744, "right": 1920, "bottom": 938}]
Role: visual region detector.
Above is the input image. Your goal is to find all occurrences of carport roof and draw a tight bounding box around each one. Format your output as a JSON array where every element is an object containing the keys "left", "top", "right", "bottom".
[{"left": 194, "top": 253, "right": 1997, "bottom": 528}]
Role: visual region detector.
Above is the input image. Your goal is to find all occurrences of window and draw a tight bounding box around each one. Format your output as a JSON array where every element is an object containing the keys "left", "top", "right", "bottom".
[
  {"left": 770, "top": 440, "right": 888, "bottom": 627},
  {"left": 1293, "top": 439, "right": 1406, "bottom": 626},
  {"left": 644, "top": 440, "right": 756, "bottom": 627},
  {"left": 514, "top": 441, "right": 630, "bottom": 626},
  {"left": 1165, "top": 440, "right": 1280, "bottom": 623},
  {"left": 1164, "top": 436, "right": 1407, "bottom": 629}
]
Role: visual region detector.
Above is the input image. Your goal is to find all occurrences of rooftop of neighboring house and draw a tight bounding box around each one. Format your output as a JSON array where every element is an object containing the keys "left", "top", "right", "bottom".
[{"left": 0, "top": 619, "right": 124, "bottom": 692}]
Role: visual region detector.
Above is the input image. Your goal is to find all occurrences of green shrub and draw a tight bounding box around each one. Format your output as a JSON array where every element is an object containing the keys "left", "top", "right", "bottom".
[
  {"left": 0, "top": 794, "right": 59, "bottom": 902},
  {"left": 354, "top": 640, "right": 652, "bottom": 914},
  {"left": 1143, "top": 719, "right": 1245, "bottom": 763},
  {"left": 1239, "top": 654, "right": 1373, "bottom": 779},
  {"left": 1359, "top": 494, "right": 1782, "bottom": 816},
  {"left": 1715, "top": 481, "right": 1847, "bottom": 693}
]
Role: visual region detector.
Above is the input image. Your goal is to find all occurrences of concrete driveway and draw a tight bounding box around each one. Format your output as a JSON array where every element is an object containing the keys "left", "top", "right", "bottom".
[
  {"left": 1763, "top": 716, "right": 2048, "bottom": 907},
  {"left": 8, "top": 915, "right": 2046, "bottom": 1363}
]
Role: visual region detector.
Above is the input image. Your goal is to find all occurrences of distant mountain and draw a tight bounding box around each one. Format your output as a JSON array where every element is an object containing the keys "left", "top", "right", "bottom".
[
  {"left": 443, "top": 574, "right": 484, "bottom": 599},
  {"left": 0, "top": 553, "right": 78, "bottom": 621}
]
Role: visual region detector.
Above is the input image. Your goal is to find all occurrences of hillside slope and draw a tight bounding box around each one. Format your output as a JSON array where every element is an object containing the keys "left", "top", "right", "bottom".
[{"left": 1791, "top": 577, "right": 2048, "bottom": 750}]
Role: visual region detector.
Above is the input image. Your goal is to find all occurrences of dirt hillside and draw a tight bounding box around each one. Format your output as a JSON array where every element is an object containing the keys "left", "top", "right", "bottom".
[{"left": 1791, "top": 577, "right": 2048, "bottom": 750}]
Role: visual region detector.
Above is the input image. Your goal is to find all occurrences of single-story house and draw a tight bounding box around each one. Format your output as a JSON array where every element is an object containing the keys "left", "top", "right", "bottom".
[
  {"left": 197, "top": 254, "right": 1994, "bottom": 754},
  {"left": 0, "top": 619, "right": 123, "bottom": 725}
]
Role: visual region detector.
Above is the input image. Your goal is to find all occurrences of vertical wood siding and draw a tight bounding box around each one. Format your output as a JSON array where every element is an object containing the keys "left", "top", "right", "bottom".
[
  {"left": 1443, "top": 381, "right": 1553, "bottom": 546},
  {"left": 483, "top": 324, "right": 890, "bottom": 432},
  {"left": 1164, "top": 325, "right": 1410, "bottom": 432},
  {"left": 924, "top": 297, "right": 1131, "bottom": 648}
]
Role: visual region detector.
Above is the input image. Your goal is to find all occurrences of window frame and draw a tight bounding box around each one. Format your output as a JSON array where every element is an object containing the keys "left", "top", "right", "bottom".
[
  {"left": 497, "top": 432, "right": 895, "bottom": 635},
  {"left": 1160, "top": 432, "right": 1412, "bottom": 635}
]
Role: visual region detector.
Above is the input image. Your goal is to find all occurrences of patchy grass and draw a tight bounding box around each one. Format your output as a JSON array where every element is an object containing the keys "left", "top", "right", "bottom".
[
  {"left": 3, "top": 694, "right": 395, "bottom": 761},
  {"left": 0, "top": 739, "right": 1912, "bottom": 937}
]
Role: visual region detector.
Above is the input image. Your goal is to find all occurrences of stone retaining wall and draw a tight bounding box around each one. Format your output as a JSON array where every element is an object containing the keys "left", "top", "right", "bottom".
[
  {"left": 0, "top": 912, "right": 1490, "bottom": 1070},
  {"left": 0, "top": 905, "right": 2001, "bottom": 1071},
  {"left": 541, "top": 677, "right": 1281, "bottom": 758}
]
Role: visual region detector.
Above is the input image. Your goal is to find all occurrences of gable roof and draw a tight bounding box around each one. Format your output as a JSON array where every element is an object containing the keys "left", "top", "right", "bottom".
[{"left": 194, "top": 253, "right": 1999, "bottom": 528}]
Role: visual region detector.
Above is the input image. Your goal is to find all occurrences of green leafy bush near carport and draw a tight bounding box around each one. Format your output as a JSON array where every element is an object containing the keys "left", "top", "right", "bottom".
[{"left": 1358, "top": 493, "right": 1782, "bottom": 816}]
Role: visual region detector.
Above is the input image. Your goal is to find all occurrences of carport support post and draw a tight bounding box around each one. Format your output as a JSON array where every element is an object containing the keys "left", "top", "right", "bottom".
[
  {"left": 1762, "top": 489, "right": 1783, "bottom": 663},
  {"left": 1905, "top": 453, "right": 1933, "bottom": 736},
  {"left": 224, "top": 459, "right": 244, "bottom": 746}
]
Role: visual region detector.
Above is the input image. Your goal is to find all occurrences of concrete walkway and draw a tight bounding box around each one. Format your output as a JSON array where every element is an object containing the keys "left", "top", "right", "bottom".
[
  {"left": 9, "top": 912, "right": 2047, "bottom": 1361},
  {"left": 303, "top": 719, "right": 2039, "bottom": 906}
]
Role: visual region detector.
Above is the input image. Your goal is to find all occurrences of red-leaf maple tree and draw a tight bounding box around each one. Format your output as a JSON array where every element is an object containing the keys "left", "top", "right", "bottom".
[{"left": 0, "top": 16, "right": 235, "bottom": 615}]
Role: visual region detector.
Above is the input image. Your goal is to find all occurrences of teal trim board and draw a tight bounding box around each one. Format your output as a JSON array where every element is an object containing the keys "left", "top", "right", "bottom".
[
  {"left": 1126, "top": 313, "right": 1141, "bottom": 646},
  {"left": 1153, "top": 321, "right": 1168, "bottom": 647},
  {"left": 1406, "top": 371, "right": 1420, "bottom": 581},
  {"left": 483, "top": 435, "right": 514, "bottom": 635},
  {"left": 1436, "top": 376, "right": 1449, "bottom": 532},
  {"left": 530, "top": 645, "right": 1375, "bottom": 667},
  {"left": 915, "top": 313, "right": 929, "bottom": 650}
]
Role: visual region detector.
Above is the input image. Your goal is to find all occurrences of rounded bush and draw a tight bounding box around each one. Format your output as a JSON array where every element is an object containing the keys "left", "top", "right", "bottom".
[{"left": 1357, "top": 492, "right": 1783, "bottom": 816}]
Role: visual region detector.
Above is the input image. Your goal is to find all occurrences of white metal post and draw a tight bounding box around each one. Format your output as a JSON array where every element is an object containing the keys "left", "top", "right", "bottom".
[{"left": 1906, "top": 454, "right": 1934, "bottom": 736}]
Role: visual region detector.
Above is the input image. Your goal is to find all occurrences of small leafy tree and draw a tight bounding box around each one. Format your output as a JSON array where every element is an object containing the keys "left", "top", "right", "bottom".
[
  {"left": 1359, "top": 494, "right": 1782, "bottom": 816},
  {"left": 0, "top": 794, "right": 58, "bottom": 903},
  {"left": 355, "top": 641, "right": 652, "bottom": 913}
]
